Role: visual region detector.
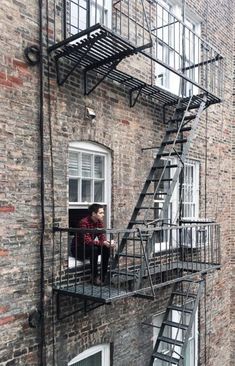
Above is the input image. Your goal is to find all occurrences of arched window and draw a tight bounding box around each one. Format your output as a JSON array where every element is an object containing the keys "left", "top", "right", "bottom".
[
  {"left": 68, "top": 141, "right": 111, "bottom": 228},
  {"left": 68, "top": 344, "right": 110, "bottom": 366}
]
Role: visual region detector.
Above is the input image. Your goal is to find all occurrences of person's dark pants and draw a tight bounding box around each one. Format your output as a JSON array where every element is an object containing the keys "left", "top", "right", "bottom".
[{"left": 75, "top": 244, "right": 110, "bottom": 281}]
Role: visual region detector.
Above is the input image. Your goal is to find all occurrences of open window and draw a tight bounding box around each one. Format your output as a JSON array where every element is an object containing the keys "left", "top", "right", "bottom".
[
  {"left": 68, "top": 141, "right": 111, "bottom": 228},
  {"left": 68, "top": 344, "right": 110, "bottom": 366}
]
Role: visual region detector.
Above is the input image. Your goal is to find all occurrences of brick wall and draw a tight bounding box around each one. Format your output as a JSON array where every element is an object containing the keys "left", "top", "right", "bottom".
[{"left": 0, "top": 0, "right": 234, "bottom": 365}]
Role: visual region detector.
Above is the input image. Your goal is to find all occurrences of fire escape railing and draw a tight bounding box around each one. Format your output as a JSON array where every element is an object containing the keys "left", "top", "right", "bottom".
[
  {"left": 61, "top": 0, "right": 224, "bottom": 100},
  {"left": 53, "top": 223, "right": 220, "bottom": 303}
]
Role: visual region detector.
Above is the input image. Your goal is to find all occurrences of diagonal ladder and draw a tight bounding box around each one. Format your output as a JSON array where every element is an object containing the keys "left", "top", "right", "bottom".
[
  {"left": 150, "top": 279, "right": 203, "bottom": 366},
  {"left": 111, "top": 94, "right": 208, "bottom": 288}
]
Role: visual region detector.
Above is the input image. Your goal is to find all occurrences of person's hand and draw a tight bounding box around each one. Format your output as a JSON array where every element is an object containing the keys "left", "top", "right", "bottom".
[{"left": 104, "top": 240, "right": 115, "bottom": 248}]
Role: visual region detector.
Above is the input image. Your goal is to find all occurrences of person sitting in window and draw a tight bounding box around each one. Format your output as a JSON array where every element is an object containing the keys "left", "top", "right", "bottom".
[{"left": 71, "top": 203, "right": 114, "bottom": 286}]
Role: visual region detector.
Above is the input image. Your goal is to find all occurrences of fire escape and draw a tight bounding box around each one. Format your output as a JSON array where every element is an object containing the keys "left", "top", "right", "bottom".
[{"left": 49, "top": 1, "right": 223, "bottom": 364}]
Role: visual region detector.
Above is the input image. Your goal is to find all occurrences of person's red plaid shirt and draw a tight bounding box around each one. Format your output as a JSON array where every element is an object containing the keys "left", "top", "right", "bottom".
[{"left": 79, "top": 216, "right": 106, "bottom": 246}]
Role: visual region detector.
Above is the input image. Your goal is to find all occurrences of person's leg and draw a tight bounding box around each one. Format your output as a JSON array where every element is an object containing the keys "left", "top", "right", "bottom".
[
  {"left": 86, "top": 245, "right": 99, "bottom": 281},
  {"left": 100, "top": 246, "right": 110, "bottom": 282}
]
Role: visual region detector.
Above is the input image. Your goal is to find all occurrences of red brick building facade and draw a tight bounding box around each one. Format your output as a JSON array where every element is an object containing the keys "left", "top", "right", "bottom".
[{"left": 0, "top": 1, "right": 234, "bottom": 365}]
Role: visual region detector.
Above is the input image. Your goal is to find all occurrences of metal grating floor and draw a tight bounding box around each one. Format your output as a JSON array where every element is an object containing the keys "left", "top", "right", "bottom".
[
  {"left": 54, "top": 282, "right": 135, "bottom": 303},
  {"left": 54, "top": 261, "right": 220, "bottom": 303},
  {"left": 49, "top": 24, "right": 221, "bottom": 106}
]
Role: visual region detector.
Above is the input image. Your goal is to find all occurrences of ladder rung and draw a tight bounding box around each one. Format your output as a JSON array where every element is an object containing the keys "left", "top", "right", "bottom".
[
  {"left": 140, "top": 192, "right": 167, "bottom": 197},
  {"left": 153, "top": 164, "right": 178, "bottom": 169},
  {"left": 176, "top": 103, "right": 201, "bottom": 111},
  {"left": 166, "top": 126, "right": 192, "bottom": 133},
  {"left": 163, "top": 320, "right": 188, "bottom": 330},
  {"left": 168, "top": 305, "right": 193, "bottom": 314},
  {"left": 158, "top": 152, "right": 182, "bottom": 157},
  {"left": 136, "top": 206, "right": 162, "bottom": 210},
  {"left": 152, "top": 352, "right": 180, "bottom": 365},
  {"left": 140, "top": 192, "right": 155, "bottom": 195},
  {"left": 173, "top": 291, "right": 197, "bottom": 298},
  {"left": 162, "top": 138, "right": 187, "bottom": 146},
  {"left": 170, "top": 114, "right": 196, "bottom": 122},
  {"left": 146, "top": 178, "right": 172, "bottom": 182},
  {"left": 118, "top": 253, "right": 143, "bottom": 258},
  {"left": 158, "top": 336, "right": 184, "bottom": 347},
  {"left": 130, "top": 220, "right": 155, "bottom": 224}
]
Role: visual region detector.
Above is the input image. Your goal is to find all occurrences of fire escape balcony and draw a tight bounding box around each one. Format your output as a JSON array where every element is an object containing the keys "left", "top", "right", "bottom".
[
  {"left": 53, "top": 223, "right": 220, "bottom": 312},
  {"left": 48, "top": 0, "right": 224, "bottom": 107}
]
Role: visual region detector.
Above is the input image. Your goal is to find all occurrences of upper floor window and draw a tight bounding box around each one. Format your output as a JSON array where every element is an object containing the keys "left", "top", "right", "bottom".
[
  {"left": 68, "top": 0, "right": 112, "bottom": 36},
  {"left": 155, "top": 0, "right": 201, "bottom": 95},
  {"left": 68, "top": 344, "right": 110, "bottom": 366}
]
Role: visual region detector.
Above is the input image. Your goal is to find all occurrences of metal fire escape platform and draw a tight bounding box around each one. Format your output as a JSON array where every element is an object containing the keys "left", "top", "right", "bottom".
[{"left": 48, "top": 24, "right": 221, "bottom": 107}]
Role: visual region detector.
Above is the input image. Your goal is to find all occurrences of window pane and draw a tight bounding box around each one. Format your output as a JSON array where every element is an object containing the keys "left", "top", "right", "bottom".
[
  {"left": 79, "top": 7, "right": 87, "bottom": 28},
  {"left": 82, "top": 153, "right": 92, "bottom": 178},
  {"left": 94, "top": 181, "right": 104, "bottom": 202},
  {"left": 69, "top": 179, "right": 78, "bottom": 202},
  {"left": 82, "top": 180, "right": 92, "bottom": 202},
  {"left": 71, "top": 3, "right": 78, "bottom": 27},
  {"left": 69, "top": 152, "right": 79, "bottom": 176},
  {"left": 94, "top": 155, "right": 104, "bottom": 178}
]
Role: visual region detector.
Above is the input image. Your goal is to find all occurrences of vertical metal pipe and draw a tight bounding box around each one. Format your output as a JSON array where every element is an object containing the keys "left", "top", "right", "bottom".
[
  {"left": 63, "top": 0, "right": 67, "bottom": 39},
  {"left": 87, "top": 0, "right": 91, "bottom": 28}
]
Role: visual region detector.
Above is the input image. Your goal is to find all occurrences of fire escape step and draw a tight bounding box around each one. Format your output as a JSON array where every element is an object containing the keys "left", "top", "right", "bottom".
[
  {"left": 172, "top": 291, "right": 197, "bottom": 298},
  {"left": 158, "top": 336, "right": 184, "bottom": 347},
  {"left": 170, "top": 114, "right": 196, "bottom": 122},
  {"left": 136, "top": 206, "right": 162, "bottom": 210},
  {"left": 168, "top": 304, "right": 193, "bottom": 314},
  {"left": 162, "top": 138, "right": 187, "bottom": 145},
  {"left": 146, "top": 178, "right": 173, "bottom": 182},
  {"left": 153, "top": 164, "right": 178, "bottom": 169},
  {"left": 163, "top": 320, "right": 188, "bottom": 330},
  {"left": 166, "top": 126, "right": 192, "bottom": 133},
  {"left": 118, "top": 253, "right": 143, "bottom": 258},
  {"left": 152, "top": 352, "right": 180, "bottom": 365},
  {"left": 158, "top": 152, "right": 182, "bottom": 157}
]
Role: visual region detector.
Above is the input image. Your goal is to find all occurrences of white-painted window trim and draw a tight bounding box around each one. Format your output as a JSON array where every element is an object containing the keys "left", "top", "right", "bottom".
[
  {"left": 68, "top": 344, "right": 110, "bottom": 366},
  {"left": 154, "top": 158, "right": 199, "bottom": 252},
  {"left": 68, "top": 141, "right": 111, "bottom": 227},
  {"left": 69, "top": 0, "right": 112, "bottom": 35},
  {"left": 155, "top": 0, "right": 201, "bottom": 96}
]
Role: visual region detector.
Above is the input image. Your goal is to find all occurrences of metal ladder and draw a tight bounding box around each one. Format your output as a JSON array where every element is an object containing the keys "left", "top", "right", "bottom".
[
  {"left": 112, "top": 94, "right": 208, "bottom": 284},
  {"left": 150, "top": 279, "right": 203, "bottom": 366}
]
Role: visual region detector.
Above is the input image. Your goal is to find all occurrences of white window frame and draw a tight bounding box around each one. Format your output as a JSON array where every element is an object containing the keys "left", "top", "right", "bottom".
[
  {"left": 68, "top": 344, "right": 110, "bottom": 366},
  {"left": 155, "top": 0, "right": 201, "bottom": 96},
  {"left": 154, "top": 158, "right": 199, "bottom": 253},
  {"left": 69, "top": 0, "right": 112, "bottom": 36},
  {"left": 181, "top": 159, "right": 199, "bottom": 220},
  {"left": 68, "top": 141, "right": 111, "bottom": 226},
  {"left": 152, "top": 309, "right": 198, "bottom": 366}
]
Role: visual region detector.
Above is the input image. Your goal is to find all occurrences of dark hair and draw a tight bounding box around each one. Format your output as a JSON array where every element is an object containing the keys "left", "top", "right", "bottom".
[{"left": 88, "top": 203, "right": 103, "bottom": 216}]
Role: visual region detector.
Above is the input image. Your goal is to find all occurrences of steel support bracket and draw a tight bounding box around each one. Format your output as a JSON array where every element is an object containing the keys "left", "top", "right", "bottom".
[{"left": 129, "top": 84, "right": 145, "bottom": 107}]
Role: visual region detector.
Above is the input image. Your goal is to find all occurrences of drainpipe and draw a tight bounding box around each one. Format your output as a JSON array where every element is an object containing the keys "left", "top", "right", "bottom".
[{"left": 38, "top": 0, "right": 46, "bottom": 364}]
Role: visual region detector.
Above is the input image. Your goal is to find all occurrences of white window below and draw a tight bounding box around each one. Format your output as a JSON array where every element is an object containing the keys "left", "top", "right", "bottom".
[
  {"left": 68, "top": 344, "right": 110, "bottom": 366},
  {"left": 153, "top": 309, "right": 198, "bottom": 366}
]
